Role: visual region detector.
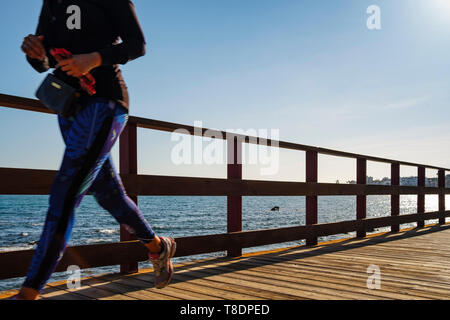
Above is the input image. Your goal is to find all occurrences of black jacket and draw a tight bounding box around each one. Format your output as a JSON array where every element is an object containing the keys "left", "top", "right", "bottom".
[{"left": 27, "top": 0, "right": 147, "bottom": 110}]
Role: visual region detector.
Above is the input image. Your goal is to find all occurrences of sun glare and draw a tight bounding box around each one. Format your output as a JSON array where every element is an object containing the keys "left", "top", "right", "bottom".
[
  {"left": 420, "top": 0, "right": 450, "bottom": 28},
  {"left": 432, "top": 0, "right": 450, "bottom": 13}
]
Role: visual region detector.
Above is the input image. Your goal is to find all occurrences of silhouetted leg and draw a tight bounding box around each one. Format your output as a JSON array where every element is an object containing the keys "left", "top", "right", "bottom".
[
  {"left": 22, "top": 99, "right": 128, "bottom": 292},
  {"left": 89, "top": 155, "right": 155, "bottom": 243}
]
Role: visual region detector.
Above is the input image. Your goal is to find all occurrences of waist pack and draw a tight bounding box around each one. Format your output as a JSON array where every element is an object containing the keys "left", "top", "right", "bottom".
[{"left": 35, "top": 73, "right": 80, "bottom": 118}]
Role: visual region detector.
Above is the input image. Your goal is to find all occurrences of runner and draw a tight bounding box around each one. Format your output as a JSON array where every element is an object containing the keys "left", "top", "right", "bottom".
[{"left": 16, "top": 0, "right": 176, "bottom": 300}]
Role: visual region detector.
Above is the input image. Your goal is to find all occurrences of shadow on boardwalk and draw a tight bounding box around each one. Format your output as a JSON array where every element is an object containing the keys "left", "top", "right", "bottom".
[{"left": 3, "top": 223, "right": 450, "bottom": 300}]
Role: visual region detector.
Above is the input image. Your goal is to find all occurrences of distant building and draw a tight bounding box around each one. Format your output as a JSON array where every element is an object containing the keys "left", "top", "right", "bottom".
[{"left": 345, "top": 174, "right": 449, "bottom": 187}]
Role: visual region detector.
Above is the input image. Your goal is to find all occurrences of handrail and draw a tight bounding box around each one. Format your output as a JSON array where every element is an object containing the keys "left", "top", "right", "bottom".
[
  {"left": 0, "top": 92, "right": 448, "bottom": 279},
  {"left": 1, "top": 168, "right": 449, "bottom": 196},
  {"left": 1, "top": 93, "right": 449, "bottom": 171}
]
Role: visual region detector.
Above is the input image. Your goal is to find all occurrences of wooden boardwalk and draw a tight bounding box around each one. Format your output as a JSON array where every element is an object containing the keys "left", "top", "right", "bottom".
[{"left": 1, "top": 224, "right": 450, "bottom": 300}]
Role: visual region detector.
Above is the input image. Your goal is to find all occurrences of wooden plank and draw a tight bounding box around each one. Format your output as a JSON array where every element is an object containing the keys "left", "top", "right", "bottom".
[
  {"left": 0, "top": 168, "right": 56, "bottom": 194},
  {"left": 2, "top": 167, "right": 448, "bottom": 196},
  {"left": 1, "top": 216, "right": 449, "bottom": 280},
  {"left": 104, "top": 273, "right": 221, "bottom": 300},
  {"left": 227, "top": 136, "right": 242, "bottom": 257},
  {"left": 97, "top": 294, "right": 137, "bottom": 300},
  {"left": 252, "top": 252, "right": 450, "bottom": 289},
  {"left": 46, "top": 281, "right": 131, "bottom": 300},
  {"left": 2, "top": 92, "right": 450, "bottom": 171},
  {"left": 119, "top": 122, "right": 139, "bottom": 273},
  {"left": 418, "top": 167, "right": 425, "bottom": 228},
  {"left": 306, "top": 150, "right": 318, "bottom": 245},
  {"left": 97, "top": 273, "right": 181, "bottom": 300},
  {"left": 136, "top": 266, "right": 294, "bottom": 300},
  {"left": 330, "top": 242, "right": 450, "bottom": 260},
  {"left": 253, "top": 254, "right": 450, "bottom": 292},
  {"left": 0, "top": 290, "right": 18, "bottom": 300},
  {"left": 54, "top": 274, "right": 137, "bottom": 300},
  {"left": 391, "top": 163, "right": 400, "bottom": 232},
  {"left": 0, "top": 93, "right": 52, "bottom": 114},
  {"left": 40, "top": 276, "right": 114, "bottom": 300},
  {"left": 168, "top": 245, "right": 446, "bottom": 300},
  {"left": 233, "top": 258, "right": 450, "bottom": 299},
  {"left": 133, "top": 272, "right": 237, "bottom": 299},
  {"left": 356, "top": 158, "right": 367, "bottom": 238},
  {"left": 119, "top": 289, "right": 180, "bottom": 300},
  {"left": 173, "top": 268, "right": 323, "bottom": 300},
  {"left": 177, "top": 272, "right": 310, "bottom": 300},
  {"left": 234, "top": 236, "right": 450, "bottom": 297},
  {"left": 180, "top": 263, "right": 380, "bottom": 300},
  {"left": 0, "top": 241, "right": 148, "bottom": 280},
  {"left": 82, "top": 277, "right": 147, "bottom": 300},
  {"left": 364, "top": 241, "right": 450, "bottom": 253},
  {"left": 204, "top": 262, "right": 431, "bottom": 300},
  {"left": 277, "top": 241, "right": 450, "bottom": 273},
  {"left": 170, "top": 259, "right": 371, "bottom": 300},
  {"left": 41, "top": 289, "right": 91, "bottom": 300},
  {"left": 315, "top": 250, "right": 450, "bottom": 272},
  {"left": 2, "top": 225, "right": 450, "bottom": 300},
  {"left": 438, "top": 170, "right": 446, "bottom": 224},
  {"left": 81, "top": 175, "right": 450, "bottom": 196},
  {"left": 256, "top": 249, "right": 450, "bottom": 284},
  {"left": 128, "top": 273, "right": 226, "bottom": 300},
  {"left": 172, "top": 272, "right": 271, "bottom": 300}
]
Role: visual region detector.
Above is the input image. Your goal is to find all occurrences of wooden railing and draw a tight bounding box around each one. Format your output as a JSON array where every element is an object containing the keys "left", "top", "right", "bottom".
[{"left": 0, "top": 93, "right": 449, "bottom": 280}]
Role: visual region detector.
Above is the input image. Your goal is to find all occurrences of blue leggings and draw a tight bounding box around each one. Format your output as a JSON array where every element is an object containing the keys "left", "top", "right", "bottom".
[{"left": 23, "top": 98, "right": 156, "bottom": 291}]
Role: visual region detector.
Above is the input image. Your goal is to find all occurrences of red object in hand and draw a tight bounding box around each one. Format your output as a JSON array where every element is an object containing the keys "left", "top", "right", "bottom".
[{"left": 50, "top": 48, "right": 96, "bottom": 96}]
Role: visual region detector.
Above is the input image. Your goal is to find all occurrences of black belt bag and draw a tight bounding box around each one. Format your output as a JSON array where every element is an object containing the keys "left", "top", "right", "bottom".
[{"left": 36, "top": 73, "right": 80, "bottom": 118}]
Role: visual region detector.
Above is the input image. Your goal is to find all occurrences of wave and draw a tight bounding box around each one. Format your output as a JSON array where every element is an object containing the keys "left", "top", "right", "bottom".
[
  {"left": 96, "top": 229, "right": 119, "bottom": 235},
  {"left": 86, "top": 238, "right": 115, "bottom": 244},
  {"left": 0, "top": 245, "right": 33, "bottom": 252}
]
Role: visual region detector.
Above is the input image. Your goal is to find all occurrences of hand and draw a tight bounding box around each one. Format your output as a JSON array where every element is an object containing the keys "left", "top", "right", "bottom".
[
  {"left": 21, "top": 34, "right": 46, "bottom": 60},
  {"left": 56, "top": 52, "right": 102, "bottom": 77}
]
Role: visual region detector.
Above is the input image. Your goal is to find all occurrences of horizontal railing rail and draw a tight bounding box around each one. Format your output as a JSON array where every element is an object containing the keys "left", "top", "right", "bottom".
[
  {"left": 2, "top": 93, "right": 449, "bottom": 170},
  {"left": 1, "top": 168, "right": 449, "bottom": 196},
  {"left": 0, "top": 93, "right": 449, "bottom": 279}
]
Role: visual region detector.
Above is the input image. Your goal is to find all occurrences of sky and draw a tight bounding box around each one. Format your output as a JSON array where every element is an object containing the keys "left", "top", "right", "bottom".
[{"left": 0, "top": 0, "right": 449, "bottom": 183}]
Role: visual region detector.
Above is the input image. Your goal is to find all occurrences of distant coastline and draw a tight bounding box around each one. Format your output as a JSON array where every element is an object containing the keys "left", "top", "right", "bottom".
[{"left": 346, "top": 174, "right": 450, "bottom": 187}]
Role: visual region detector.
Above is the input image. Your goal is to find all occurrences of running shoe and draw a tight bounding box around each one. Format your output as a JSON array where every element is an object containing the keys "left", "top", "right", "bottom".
[{"left": 148, "top": 236, "right": 177, "bottom": 289}]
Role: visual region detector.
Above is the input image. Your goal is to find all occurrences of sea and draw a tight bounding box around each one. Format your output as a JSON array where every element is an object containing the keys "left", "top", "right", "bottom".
[{"left": 0, "top": 194, "right": 448, "bottom": 291}]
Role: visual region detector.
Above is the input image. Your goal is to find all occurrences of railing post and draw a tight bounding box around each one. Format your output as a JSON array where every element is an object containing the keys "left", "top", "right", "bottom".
[
  {"left": 306, "top": 150, "right": 318, "bottom": 246},
  {"left": 417, "top": 166, "right": 425, "bottom": 228},
  {"left": 227, "top": 135, "right": 242, "bottom": 257},
  {"left": 391, "top": 163, "right": 400, "bottom": 233},
  {"left": 438, "top": 169, "right": 445, "bottom": 225},
  {"left": 356, "top": 158, "right": 367, "bottom": 238},
  {"left": 119, "top": 122, "right": 139, "bottom": 273}
]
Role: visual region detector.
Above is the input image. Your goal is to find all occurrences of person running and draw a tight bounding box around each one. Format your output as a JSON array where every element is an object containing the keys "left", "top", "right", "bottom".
[{"left": 16, "top": 0, "right": 176, "bottom": 300}]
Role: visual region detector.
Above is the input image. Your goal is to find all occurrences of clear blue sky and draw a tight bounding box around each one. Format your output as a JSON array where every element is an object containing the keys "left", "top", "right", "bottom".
[{"left": 0, "top": 0, "right": 449, "bottom": 183}]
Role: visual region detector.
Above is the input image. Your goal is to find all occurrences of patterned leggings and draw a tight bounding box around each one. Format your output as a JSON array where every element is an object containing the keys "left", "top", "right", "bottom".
[{"left": 23, "top": 98, "right": 155, "bottom": 291}]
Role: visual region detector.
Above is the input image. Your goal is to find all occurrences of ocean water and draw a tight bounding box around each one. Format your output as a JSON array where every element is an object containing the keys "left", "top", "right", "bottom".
[{"left": 0, "top": 194, "right": 448, "bottom": 291}]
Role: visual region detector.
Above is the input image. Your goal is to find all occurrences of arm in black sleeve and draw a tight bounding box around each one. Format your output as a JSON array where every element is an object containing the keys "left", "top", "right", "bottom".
[
  {"left": 26, "top": 2, "right": 57, "bottom": 73},
  {"left": 27, "top": 56, "right": 49, "bottom": 73},
  {"left": 98, "top": 0, "right": 146, "bottom": 66}
]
